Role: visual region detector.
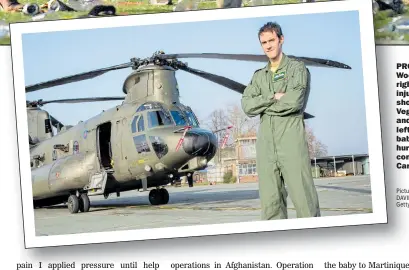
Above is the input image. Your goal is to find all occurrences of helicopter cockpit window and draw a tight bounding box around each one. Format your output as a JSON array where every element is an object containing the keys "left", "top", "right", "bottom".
[
  {"left": 137, "top": 102, "right": 164, "bottom": 112},
  {"left": 170, "top": 110, "right": 188, "bottom": 126},
  {"left": 147, "top": 110, "right": 173, "bottom": 129},
  {"left": 184, "top": 110, "right": 199, "bottom": 127}
]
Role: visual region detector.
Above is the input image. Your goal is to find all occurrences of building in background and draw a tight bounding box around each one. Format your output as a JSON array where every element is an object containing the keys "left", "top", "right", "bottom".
[
  {"left": 310, "top": 154, "right": 370, "bottom": 178},
  {"left": 205, "top": 135, "right": 370, "bottom": 184},
  {"left": 235, "top": 136, "right": 257, "bottom": 183}
]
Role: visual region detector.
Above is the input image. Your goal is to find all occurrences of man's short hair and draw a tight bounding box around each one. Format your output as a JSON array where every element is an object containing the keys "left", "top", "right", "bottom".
[{"left": 258, "top": 22, "right": 283, "bottom": 39}]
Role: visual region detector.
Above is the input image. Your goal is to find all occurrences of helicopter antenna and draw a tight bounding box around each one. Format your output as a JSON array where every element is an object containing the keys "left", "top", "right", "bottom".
[
  {"left": 175, "top": 126, "right": 192, "bottom": 151},
  {"left": 220, "top": 126, "right": 233, "bottom": 149}
]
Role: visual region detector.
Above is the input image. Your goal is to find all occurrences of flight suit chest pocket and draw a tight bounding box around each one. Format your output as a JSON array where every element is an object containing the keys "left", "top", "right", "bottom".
[{"left": 272, "top": 70, "right": 289, "bottom": 93}]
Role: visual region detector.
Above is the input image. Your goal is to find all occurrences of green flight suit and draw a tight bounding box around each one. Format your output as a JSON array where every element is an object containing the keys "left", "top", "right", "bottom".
[{"left": 241, "top": 53, "right": 320, "bottom": 220}]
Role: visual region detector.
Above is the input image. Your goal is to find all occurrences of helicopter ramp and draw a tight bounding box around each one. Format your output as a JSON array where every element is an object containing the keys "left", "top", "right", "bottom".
[{"left": 34, "top": 175, "right": 372, "bottom": 236}]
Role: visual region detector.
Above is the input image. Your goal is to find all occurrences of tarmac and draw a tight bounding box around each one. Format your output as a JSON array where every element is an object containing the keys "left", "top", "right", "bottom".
[{"left": 34, "top": 175, "right": 372, "bottom": 236}]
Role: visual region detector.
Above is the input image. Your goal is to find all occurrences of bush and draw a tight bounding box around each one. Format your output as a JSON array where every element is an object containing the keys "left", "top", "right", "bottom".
[{"left": 223, "top": 171, "right": 236, "bottom": 184}]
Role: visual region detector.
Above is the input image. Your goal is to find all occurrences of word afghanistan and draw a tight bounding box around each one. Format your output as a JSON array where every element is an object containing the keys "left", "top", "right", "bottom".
[
  {"left": 225, "top": 261, "right": 313, "bottom": 269},
  {"left": 225, "top": 262, "right": 271, "bottom": 269}
]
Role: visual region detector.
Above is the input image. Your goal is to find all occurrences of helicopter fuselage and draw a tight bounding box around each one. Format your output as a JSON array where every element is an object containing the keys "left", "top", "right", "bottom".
[
  {"left": 30, "top": 99, "right": 217, "bottom": 206},
  {"left": 28, "top": 63, "right": 219, "bottom": 209}
]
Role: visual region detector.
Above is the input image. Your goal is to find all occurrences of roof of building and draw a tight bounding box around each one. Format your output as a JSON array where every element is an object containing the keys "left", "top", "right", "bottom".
[
  {"left": 236, "top": 136, "right": 257, "bottom": 141},
  {"left": 233, "top": 153, "right": 369, "bottom": 163},
  {"left": 313, "top": 154, "right": 369, "bottom": 162}
]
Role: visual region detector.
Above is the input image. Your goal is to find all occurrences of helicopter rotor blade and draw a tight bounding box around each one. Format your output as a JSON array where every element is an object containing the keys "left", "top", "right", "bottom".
[
  {"left": 160, "top": 53, "right": 268, "bottom": 62},
  {"left": 287, "top": 55, "right": 351, "bottom": 69},
  {"left": 37, "top": 97, "right": 125, "bottom": 106},
  {"left": 25, "top": 62, "right": 134, "bottom": 93},
  {"left": 178, "top": 65, "right": 246, "bottom": 93},
  {"left": 179, "top": 64, "right": 314, "bottom": 120},
  {"left": 304, "top": 112, "right": 314, "bottom": 119},
  {"left": 159, "top": 53, "right": 351, "bottom": 69}
]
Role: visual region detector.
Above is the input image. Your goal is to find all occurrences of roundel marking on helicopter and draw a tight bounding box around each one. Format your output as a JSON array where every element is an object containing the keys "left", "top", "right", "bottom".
[
  {"left": 73, "top": 141, "right": 79, "bottom": 154},
  {"left": 83, "top": 130, "right": 88, "bottom": 139}
]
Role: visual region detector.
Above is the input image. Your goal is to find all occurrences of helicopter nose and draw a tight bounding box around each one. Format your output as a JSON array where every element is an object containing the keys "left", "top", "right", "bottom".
[{"left": 182, "top": 130, "right": 217, "bottom": 158}]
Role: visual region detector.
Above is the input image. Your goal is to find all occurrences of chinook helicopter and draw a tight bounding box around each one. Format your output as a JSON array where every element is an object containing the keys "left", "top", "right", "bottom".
[{"left": 25, "top": 51, "right": 351, "bottom": 214}]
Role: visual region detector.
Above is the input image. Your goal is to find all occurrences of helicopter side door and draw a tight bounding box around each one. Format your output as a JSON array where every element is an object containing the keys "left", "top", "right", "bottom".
[
  {"left": 110, "top": 118, "right": 128, "bottom": 177},
  {"left": 96, "top": 122, "right": 113, "bottom": 171}
]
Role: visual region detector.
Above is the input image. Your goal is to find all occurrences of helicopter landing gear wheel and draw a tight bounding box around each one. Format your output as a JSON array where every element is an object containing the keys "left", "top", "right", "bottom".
[
  {"left": 79, "top": 193, "right": 90, "bottom": 213},
  {"left": 159, "top": 188, "right": 169, "bottom": 204},
  {"left": 187, "top": 174, "right": 193, "bottom": 187},
  {"left": 67, "top": 194, "right": 79, "bottom": 214},
  {"left": 149, "top": 188, "right": 169, "bottom": 205},
  {"left": 149, "top": 189, "right": 161, "bottom": 205}
]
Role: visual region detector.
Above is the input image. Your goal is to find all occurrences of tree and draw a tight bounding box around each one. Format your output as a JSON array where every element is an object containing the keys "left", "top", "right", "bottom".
[
  {"left": 202, "top": 109, "right": 230, "bottom": 164},
  {"left": 204, "top": 104, "right": 328, "bottom": 160},
  {"left": 305, "top": 124, "right": 328, "bottom": 158},
  {"left": 226, "top": 104, "right": 259, "bottom": 143},
  {"left": 202, "top": 104, "right": 262, "bottom": 164}
]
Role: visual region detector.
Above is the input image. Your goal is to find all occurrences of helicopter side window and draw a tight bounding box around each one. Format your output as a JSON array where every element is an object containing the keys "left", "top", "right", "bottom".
[
  {"left": 44, "top": 118, "right": 52, "bottom": 134},
  {"left": 131, "top": 116, "right": 139, "bottom": 133},
  {"left": 133, "top": 134, "right": 151, "bottom": 154},
  {"left": 138, "top": 116, "right": 145, "bottom": 132},
  {"left": 147, "top": 110, "right": 173, "bottom": 129},
  {"left": 170, "top": 110, "right": 188, "bottom": 126}
]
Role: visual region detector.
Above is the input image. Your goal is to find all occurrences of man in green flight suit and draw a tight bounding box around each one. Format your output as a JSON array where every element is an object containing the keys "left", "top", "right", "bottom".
[{"left": 241, "top": 22, "right": 320, "bottom": 220}]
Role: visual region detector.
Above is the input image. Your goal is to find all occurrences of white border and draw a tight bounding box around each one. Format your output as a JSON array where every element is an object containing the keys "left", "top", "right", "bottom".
[{"left": 10, "top": 0, "right": 387, "bottom": 248}]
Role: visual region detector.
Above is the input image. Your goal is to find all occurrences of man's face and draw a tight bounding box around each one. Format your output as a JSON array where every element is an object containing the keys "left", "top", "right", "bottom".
[{"left": 259, "top": 30, "right": 284, "bottom": 60}]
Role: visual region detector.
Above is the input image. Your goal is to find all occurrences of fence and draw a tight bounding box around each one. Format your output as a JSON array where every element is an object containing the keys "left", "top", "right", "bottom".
[{"left": 206, "top": 165, "right": 226, "bottom": 183}]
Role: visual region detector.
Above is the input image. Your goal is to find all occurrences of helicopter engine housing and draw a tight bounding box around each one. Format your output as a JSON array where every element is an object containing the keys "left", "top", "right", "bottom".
[
  {"left": 123, "top": 65, "right": 180, "bottom": 105},
  {"left": 27, "top": 108, "right": 54, "bottom": 144}
]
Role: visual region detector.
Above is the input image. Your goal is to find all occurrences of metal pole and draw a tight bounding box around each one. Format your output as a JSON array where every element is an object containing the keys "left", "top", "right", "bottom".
[
  {"left": 352, "top": 155, "right": 355, "bottom": 176},
  {"left": 333, "top": 156, "right": 336, "bottom": 177},
  {"left": 236, "top": 161, "right": 240, "bottom": 184},
  {"left": 314, "top": 157, "right": 317, "bottom": 178}
]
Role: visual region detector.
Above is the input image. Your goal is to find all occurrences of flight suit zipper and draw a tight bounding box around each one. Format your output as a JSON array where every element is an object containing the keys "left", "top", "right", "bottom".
[
  {"left": 270, "top": 71, "right": 279, "bottom": 165},
  {"left": 270, "top": 69, "right": 283, "bottom": 177}
]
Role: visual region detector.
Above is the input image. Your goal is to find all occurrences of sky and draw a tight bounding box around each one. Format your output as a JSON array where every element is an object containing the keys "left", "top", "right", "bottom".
[{"left": 21, "top": 9, "right": 368, "bottom": 156}]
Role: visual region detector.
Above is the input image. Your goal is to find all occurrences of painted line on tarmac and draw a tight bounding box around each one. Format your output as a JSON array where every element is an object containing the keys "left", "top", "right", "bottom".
[
  {"left": 122, "top": 205, "right": 373, "bottom": 212},
  {"left": 35, "top": 205, "right": 373, "bottom": 214}
]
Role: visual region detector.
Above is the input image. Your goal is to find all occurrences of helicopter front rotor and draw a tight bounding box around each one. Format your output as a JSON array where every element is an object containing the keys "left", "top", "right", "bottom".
[{"left": 25, "top": 51, "right": 352, "bottom": 121}]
